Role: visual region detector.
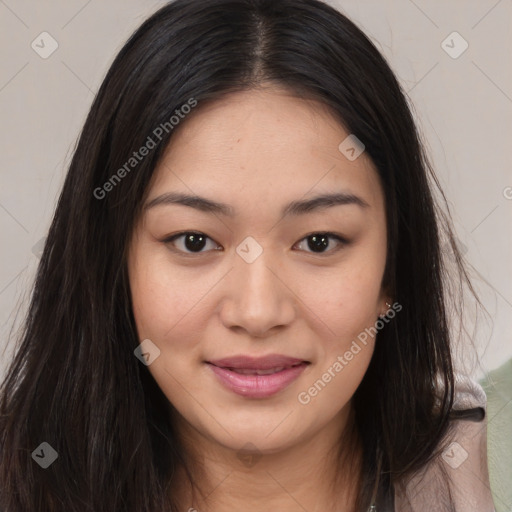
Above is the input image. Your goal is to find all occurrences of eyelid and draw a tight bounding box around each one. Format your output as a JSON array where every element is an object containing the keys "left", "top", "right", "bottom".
[{"left": 162, "top": 231, "right": 349, "bottom": 256}]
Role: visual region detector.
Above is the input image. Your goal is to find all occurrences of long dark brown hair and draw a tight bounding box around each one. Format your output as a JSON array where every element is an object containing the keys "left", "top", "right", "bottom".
[{"left": 0, "top": 0, "right": 487, "bottom": 510}]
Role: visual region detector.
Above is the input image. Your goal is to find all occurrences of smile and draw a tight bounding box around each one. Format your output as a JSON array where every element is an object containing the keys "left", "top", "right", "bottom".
[{"left": 205, "top": 354, "right": 310, "bottom": 398}]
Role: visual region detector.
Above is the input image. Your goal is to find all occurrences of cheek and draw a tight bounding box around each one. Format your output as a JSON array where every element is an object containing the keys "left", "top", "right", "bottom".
[
  {"left": 297, "top": 260, "right": 384, "bottom": 341},
  {"left": 128, "top": 253, "right": 211, "bottom": 405},
  {"left": 129, "top": 250, "right": 202, "bottom": 339},
  {"left": 296, "top": 267, "right": 381, "bottom": 413}
]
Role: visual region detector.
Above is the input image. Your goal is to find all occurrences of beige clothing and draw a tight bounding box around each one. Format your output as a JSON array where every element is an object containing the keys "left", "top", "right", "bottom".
[{"left": 394, "top": 373, "right": 496, "bottom": 511}]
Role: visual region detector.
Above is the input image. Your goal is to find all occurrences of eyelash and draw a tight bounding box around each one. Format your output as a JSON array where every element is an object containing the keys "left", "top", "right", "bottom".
[{"left": 162, "top": 231, "right": 349, "bottom": 257}]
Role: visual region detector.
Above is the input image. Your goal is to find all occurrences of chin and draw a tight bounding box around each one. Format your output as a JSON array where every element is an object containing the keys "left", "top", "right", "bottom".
[{"left": 206, "top": 416, "right": 310, "bottom": 453}]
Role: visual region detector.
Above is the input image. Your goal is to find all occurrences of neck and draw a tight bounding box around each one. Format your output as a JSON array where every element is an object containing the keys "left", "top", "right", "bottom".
[{"left": 169, "top": 404, "right": 363, "bottom": 512}]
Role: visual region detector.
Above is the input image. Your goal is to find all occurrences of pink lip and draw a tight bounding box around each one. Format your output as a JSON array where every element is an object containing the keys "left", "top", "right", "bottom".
[{"left": 206, "top": 354, "right": 310, "bottom": 399}]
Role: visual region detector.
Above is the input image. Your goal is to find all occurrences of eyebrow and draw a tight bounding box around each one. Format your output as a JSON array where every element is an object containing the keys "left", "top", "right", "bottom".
[{"left": 144, "top": 191, "right": 370, "bottom": 217}]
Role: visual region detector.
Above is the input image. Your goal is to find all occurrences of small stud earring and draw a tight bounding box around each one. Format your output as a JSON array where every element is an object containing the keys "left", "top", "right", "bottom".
[{"left": 379, "top": 301, "right": 392, "bottom": 319}]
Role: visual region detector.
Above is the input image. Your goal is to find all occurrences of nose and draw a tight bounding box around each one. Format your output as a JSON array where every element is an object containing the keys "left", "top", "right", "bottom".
[{"left": 218, "top": 248, "right": 296, "bottom": 338}]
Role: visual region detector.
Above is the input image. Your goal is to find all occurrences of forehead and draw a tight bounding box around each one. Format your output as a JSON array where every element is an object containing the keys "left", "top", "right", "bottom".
[{"left": 147, "top": 87, "right": 384, "bottom": 217}]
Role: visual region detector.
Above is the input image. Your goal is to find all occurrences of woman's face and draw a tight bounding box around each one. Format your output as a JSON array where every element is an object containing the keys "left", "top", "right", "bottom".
[{"left": 128, "top": 86, "right": 388, "bottom": 456}]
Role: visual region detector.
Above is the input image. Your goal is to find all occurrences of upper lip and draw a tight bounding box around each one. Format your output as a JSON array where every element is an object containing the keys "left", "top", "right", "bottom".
[{"left": 207, "top": 354, "right": 309, "bottom": 370}]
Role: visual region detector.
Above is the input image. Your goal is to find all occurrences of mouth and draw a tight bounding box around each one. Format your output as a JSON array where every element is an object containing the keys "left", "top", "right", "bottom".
[
  {"left": 205, "top": 355, "right": 310, "bottom": 398},
  {"left": 219, "top": 364, "right": 304, "bottom": 375}
]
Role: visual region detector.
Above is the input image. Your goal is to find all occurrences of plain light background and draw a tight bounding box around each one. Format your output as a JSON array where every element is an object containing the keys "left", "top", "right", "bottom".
[{"left": 1, "top": 0, "right": 511, "bottom": 383}]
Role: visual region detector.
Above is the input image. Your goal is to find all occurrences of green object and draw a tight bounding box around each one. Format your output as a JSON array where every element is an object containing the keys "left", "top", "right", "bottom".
[{"left": 480, "top": 358, "right": 512, "bottom": 512}]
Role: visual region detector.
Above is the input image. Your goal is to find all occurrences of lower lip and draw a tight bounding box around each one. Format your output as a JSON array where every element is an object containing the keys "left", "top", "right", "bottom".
[{"left": 206, "top": 362, "right": 308, "bottom": 398}]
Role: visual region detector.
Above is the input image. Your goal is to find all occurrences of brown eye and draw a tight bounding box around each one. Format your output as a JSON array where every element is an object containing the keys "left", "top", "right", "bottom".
[
  {"left": 294, "top": 232, "right": 348, "bottom": 254},
  {"left": 164, "top": 232, "right": 220, "bottom": 254}
]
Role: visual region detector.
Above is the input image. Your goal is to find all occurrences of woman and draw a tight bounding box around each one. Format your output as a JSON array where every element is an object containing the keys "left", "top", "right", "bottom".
[{"left": 0, "top": 0, "right": 496, "bottom": 510}]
